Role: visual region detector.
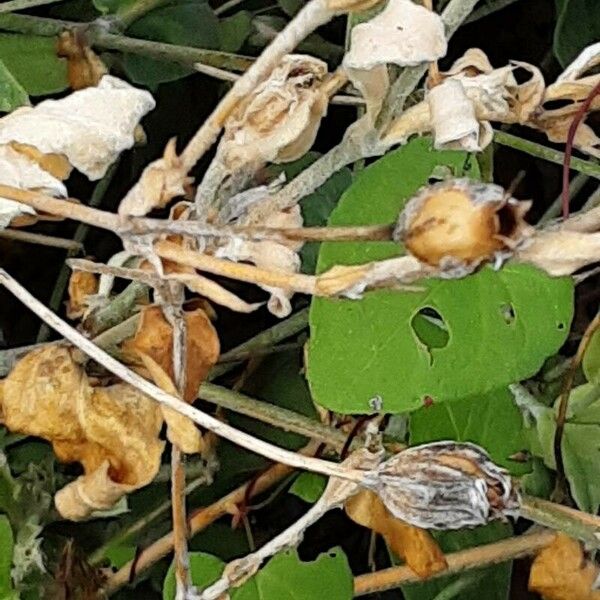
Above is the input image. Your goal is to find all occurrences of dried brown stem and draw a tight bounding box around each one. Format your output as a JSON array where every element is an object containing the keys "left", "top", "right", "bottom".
[
  {"left": 0, "top": 229, "right": 83, "bottom": 251},
  {"left": 353, "top": 529, "right": 556, "bottom": 596},
  {"left": 553, "top": 311, "right": 600, "bottom": 500},
  {"left": 104, "top": 441, "right": 320, "bottom": 594}
]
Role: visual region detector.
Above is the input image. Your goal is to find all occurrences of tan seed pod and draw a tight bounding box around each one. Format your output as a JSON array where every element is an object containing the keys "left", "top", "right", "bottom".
[{"left": 394, "top": 178, "right": 532, "bottom": 268}]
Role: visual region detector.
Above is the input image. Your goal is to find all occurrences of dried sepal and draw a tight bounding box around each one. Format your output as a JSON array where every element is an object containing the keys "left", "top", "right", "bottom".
[
  {"left": 0, "top": 347, "right": 164, "bottom": 520},
  {"left": 372, "top": 441, "right": 520, "bottom": 529},
  {"left": 345, "top": 490, "right": 447, "bottom": 577},
  {"left": 121, "top": 304, "right": 220, "bottom": 402},
  {"left": 67, "top": 270, "right": 99, "bottom": 320},
  {"left": 118, "top": 138, "right": 193, "bottom": 217},
  {"left": 221, "top": 55, "right": 329, "bottom": 169},
  {"left": 394, "top": 178, "right": 532, "bottom": 269},
  {"left": 0, "top": 75, "right": 155, "bottom": 180},
  {"left": 57, "top": 30, "right": 108, "bottom": 90},
  {"left": 529, "top": 533, "right": 600, "bottom": 600},
  {"left": 345, "top": 65, "right": 390, "bottom": 124},
  {"left": 344, "top": 0, "right": 447, "bottom": 70}
]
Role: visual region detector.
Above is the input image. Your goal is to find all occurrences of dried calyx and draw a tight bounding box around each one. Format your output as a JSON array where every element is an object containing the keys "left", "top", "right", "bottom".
[
  {"left": 372, "top": 441, "right": 520, "bottom": 529},
  {"left": 394, "top": 178, "right": 532, "bottom": 269}
]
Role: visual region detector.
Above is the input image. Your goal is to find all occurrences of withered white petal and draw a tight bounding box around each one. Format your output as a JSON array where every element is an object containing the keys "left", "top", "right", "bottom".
[
  {"left": 343, "top": 0, "right": 447, "bottom": 70},
  {"left": 557, "top": 41, "right": 600, "bottom": 82},
  {"left": 345, "top": 65, "right": 389, "bottom": 124},
  {"left": 0, "top": 75, "right": 155, "bottom": 180}
]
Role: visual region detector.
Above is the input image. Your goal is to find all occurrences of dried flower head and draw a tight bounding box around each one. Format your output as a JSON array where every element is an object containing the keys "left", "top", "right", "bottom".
[
  {"left": 373, "top": 441, "right": 520, "bottom": 529},
  {"left": 394, "top": 178, "right": 532, "bottom": 268},
  {"left": 221, "top": 55, "right": 329, "bottom": 169}
]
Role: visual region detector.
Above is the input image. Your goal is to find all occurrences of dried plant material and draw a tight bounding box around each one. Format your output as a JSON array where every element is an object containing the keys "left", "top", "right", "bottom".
[
  {"left": 66, "top": 270, "right": 98, "bottom": 320},
  {"left": 0, "top": 75, "right": 155, "bottom": 180},
  {"left": 8, "top": 142, "right": 71, "bottom": 181},
  {"left": 394, "top": 179, "right": 532, "bottom": 269},
  {"left": 122, "top": 304, "right": 220, "bottom": 402},
  {"left": 57, "top": 31, "right": 108, "bottom": 90},
  {"left": 326, "top": 0, "right": 382, "bottom": 12},
  {"left": 529, "top": 533, "right": 600, "bottom": 600},
  {"left": 215, "top": 204, "right": 303, "bottom": 317},
  {"left": 140, "top": 353, "right": 205, "bottom": 455},
  {"left": 343, "top": 0, "right": 447, "bottom": 70},
  {"left": 220, "top": 55, "right": 329, "bottom": 169},
  {"left": 345, "top": 64, "right": 390, "bottom": 124},
  {"left": 372, "top": 441, "right": 520, "bottom": 529},
  {"left": 427, "top": 79, "right": 487, "bottom": 151},
  {"left": 118, "top": 138, "right": 193, "bottom": 217},
  {"left": 345, "top": 490, "right": 447, "bottom": 578},
  {"left": 0, "top": 346, "right": 164, "bottom": 520}
]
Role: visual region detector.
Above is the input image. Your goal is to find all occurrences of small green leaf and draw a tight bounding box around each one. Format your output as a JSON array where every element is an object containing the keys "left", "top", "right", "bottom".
[
  {"left": 409, "top": 388, "right": 530, "bottom": 476},
  {"left": 0, "top": 34, "right": 68, "bottom": 96},
  {"left": 123, "top": 0, "right": 220, "bottom": 86},
  {"left": 289, "top": 472, "right": 327, "bottom": 503},
  {"left": 402, "top": 523, "right": 512, "bottom": 600},
  {"left": 527, "top": 383, "right": 600, "bottom": 513},
  {"left": 163, "top": 549, "right": 353, "bottom": 599},
  {"left": 308, "top": 138, "right": 574, "bottom": 414},
  {"left": 219, "top": 11, "right": 252, "bottom": 53},
  {"left": 583, "top": 329, "right": 600, "bottom": 384},
  {"left": 553, "top": 0, "right": 600, "bottom": 67},
  {"left": 0, "top": 59, "right": 29, "bottom": 112},
  {"left": 105, "top": 544, "right": 136, "bottom": 570},
  {"left": 0, "top": 515, "right": 15, "bottom": 598}
]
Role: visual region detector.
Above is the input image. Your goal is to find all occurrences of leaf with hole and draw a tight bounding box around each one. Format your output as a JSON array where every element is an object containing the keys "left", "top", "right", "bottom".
[
  {"left": 409, "top": 387, "right": 530, "bottom": 476},
  {"left": 0, "top": 34, "right": 68, "bottom": 96},
  {"left": 163, "top": 548, "right": 353, "bottom": 599},
  {"left": 307, "top": 138, "right": 574, "bottom": 414},
  {"left": 123, "top": 0, "right": 221, "bottom": 86}
]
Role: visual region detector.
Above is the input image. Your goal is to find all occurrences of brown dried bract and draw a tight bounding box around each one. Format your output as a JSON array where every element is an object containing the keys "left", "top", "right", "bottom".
[
  {"left": 394, "top": 179, "right": 532, "bottom": 269},
  {"left": 57, "top": 31, "right": 108, "bottom": 90},
  {"left": 121, "top": 304, "right": 220, "bottom": 402},
  {"left": 529, "top": 533, "right": 600, "bottom": 600},
  {"left": 345, "top": 489, "right": 447, "bottom": 578},
  {"left": 0, "top": 346, "right": 164, "bottom": 520},
  {"left": 67, "top": 270, "right": 99, "bottom": 319}
]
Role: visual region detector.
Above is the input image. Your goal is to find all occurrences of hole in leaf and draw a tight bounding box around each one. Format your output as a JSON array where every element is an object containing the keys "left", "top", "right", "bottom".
[
  {"left": 500, "top": 303, "right": 516, "bottom": 325},
  {"left": 411, "top": 307, "right": 450, "bottom": 363},
  {"left": 558, "top": 322, "right": 565, "bottom": 330}
]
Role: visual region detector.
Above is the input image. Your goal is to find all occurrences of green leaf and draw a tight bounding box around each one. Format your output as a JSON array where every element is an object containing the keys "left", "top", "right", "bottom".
[
  {"left": 164, "top": 549, "right": 353, "bottom": 600},
  {"left": 289, "top": 472, "right": 327, "bottom": 503},
  {"left": 553, "top": 0, "right": 600, "bottom": 67},
  {"left": 583, "top": 329, "right": 600, "bottom": 384},
  {"left": 0, "top": 516, "right": 15, "bottom": 598},
  {"left": 105, "top": 544, "right": 137, "bottom": 569},
  {"left": 123, "top": 0, "right": 220, "bottom": 86},
  {"left": 0, "top": 34, "right": 68, "bottom": 96},
  {"left": 307, "top": 138, "right": 574, "bottom": 414},
  {"left": 402, "top": 523, "right": 512, "bottom": 600},
  {"left": 409, "top": 388, "right": 530, "bottom": 476},
  {"left": 93, "top": 0, "right": 134, "bottom": 13},
  {"left": 219, "top": 11, "right": 252, "bottom": 53},
  {"left": 0, "top": 59, "right": 29, "bottom": 113},
  {"left": 527, "top": 382, "right": 600, "bottom": 513}
]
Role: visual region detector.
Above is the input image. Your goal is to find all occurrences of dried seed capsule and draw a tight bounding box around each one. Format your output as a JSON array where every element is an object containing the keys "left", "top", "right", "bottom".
[
  {"left": 372, "top": 441, "right": 520, "bottom": 529},
  {"left": 394, "top": 179, "right": 532, "bottom": 268}
]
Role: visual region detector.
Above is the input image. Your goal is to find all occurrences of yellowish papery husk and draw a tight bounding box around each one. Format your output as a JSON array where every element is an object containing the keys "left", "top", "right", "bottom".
[{"left": 0, "top": 346, "right": 164, "bottom": 520}]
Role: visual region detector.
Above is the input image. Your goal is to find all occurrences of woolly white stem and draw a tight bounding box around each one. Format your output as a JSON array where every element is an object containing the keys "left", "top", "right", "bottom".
[{"left": 0, "top": 268, "right": 368, "bottom": 484}]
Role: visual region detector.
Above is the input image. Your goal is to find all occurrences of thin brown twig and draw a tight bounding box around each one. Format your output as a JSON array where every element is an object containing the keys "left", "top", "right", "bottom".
[
  {"left": 0, "top": 229, "right": 83, "bottom": 251},
  {"left": 553, "top": 311, "right": 600, "bottom": 500},
  {"left": 353, "top": 529, "right": 556, "bottom": 596},
  {"left": 104, "top": 441, "right": 320, "bottom": 594},
  {"left": 422, "top": 0, "right": 442, "bottom": 86}
]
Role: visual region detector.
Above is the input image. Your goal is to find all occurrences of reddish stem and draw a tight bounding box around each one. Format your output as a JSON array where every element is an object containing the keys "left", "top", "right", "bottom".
[{"left": 562, "top": 79, "right": 600, "bottom": 219}]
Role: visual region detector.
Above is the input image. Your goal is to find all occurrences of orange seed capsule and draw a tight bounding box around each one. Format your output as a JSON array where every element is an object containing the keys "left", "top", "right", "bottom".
[{"left": 394, "top": 179, "right": 532, "bottom": 268}]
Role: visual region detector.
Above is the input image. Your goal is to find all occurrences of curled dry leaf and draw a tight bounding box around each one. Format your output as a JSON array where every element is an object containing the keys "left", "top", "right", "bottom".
[
  {"left": 57, "top": 30, "right": 108, "bottom": 90},
  {"left": 215, "top": 204, "right": 304, "bottom": 317},
  {"left": 118, "top": 138, "right": 193, "bottom": 217},
  {"left": 122, "top": 304, "right": 220, "bottom": 402},
  {"left": 345, "top": 489, "right": 447, "bottom": 578},
  {"left": 0, "top": 346, "right": 164, "bottom": 520},
  {"left": 0, "top": 75, "right": 155, "bottom": 180},
  {"left": 394, "top": 179, "right": 532, "bottom": 269},
  {"left": 67, "top": 270, "right": 99, "bottom": 320},
  {"left": 326, "top": 0, "right": 382, "bottom": 12},
  {"left": 220, "top": 54, "right": 329, "bottom": 170},
  {"left": 529, "top": 533, "right": 600, "bottom": 600},
  {"left": 530, "top": 42, "right": 600, "bottom": 157},
  {"left": 372, "top": 441, "right": 520, "bottom": 529}
]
